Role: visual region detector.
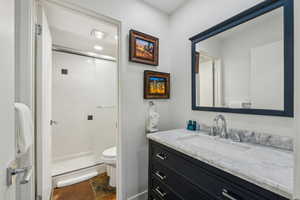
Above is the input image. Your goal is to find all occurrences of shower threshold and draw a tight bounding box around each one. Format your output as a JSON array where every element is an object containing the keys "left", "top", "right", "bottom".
[
  {"left": 52, "top": 153, "right": 102, "bottom": 176},
  {"left": 52, "top": 160, "right": 106, "bottom": 188}
]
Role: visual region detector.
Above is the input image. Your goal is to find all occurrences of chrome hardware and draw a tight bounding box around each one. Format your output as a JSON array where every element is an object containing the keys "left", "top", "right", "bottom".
[
  {"left": 155, "top": 171, "right": 166, "bottom": 180},
  {"left": 222, "top": 189, "right": 238, "bottom": 200},
  {"left": 7, "top": 166, "right": 32, "bottom": 186},
  {"left": 50, "top": 120, "right": 58, "bottom": 126},
  {"left": 20, "top": 167, "right": 33, "bottom": 184},
  {"left": 155, "top": 187, "right": 167, "bottom": 198},
  {"left": 156, "top": 153, "right": 167, "bottom": 160},
  {"left": 231, "top": 132, "right": 241, "bottom": 142}
]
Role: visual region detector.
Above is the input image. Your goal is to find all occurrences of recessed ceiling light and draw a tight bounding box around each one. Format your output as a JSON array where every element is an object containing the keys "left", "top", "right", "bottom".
[
  {"left": 91, "top": 29, "right": 105, "bottom": 39},
  {"left": 94, "top": 45, "right": 103, "bottom": 51},
  {"left": 114, "top": 35, "right": 118, "bottom": 40}
]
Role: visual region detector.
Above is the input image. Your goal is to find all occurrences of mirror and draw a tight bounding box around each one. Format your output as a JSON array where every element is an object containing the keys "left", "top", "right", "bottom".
[{"left": 190, "top": 0, "right": 294, "bottom": 117}]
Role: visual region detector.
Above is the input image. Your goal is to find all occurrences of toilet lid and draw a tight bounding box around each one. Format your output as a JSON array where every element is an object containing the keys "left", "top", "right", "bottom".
[{"left": 102, "top": 147, "right": 116, "bottom": 158}]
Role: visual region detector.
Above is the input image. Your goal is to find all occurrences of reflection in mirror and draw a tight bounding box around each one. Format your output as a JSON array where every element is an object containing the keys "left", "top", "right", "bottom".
[{"left": 195, "top": 7, "right": 284, "bottom": 110}]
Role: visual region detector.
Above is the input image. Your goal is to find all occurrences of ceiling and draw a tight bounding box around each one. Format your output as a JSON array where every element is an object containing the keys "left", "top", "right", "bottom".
[
  {"left": 141, "top": 0, "right": 189, "bottom": 14},
  {"left": 44, "top": 2, "right": 118, "bottom": 59}
]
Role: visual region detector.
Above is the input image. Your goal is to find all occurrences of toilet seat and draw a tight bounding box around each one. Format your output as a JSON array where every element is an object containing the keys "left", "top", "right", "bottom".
[
  {"left": 102, "top": 147, "right": 116, "bottom": 165},
  {"left": 102, "top": 147, "right": 116, "bottom": 158}
]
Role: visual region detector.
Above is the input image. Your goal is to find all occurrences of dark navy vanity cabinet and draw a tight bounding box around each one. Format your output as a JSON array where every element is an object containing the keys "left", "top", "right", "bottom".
[{"left": 148, "top": 140, "right": 289, "bottom": 200}]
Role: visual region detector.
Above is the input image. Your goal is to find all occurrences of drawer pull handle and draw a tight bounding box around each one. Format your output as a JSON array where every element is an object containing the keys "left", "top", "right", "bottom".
[
  {"left": 222, "top": 189, "right": 238, "bottom": 200},
  {"left": 156, "top": 153, "right": 167, "bottom": 160},
  {"left": 155, "top": 171, "right": 166, "bottom": 180},
  {"left": 155, "top": 186, "right": 167, "bottom": 198}
]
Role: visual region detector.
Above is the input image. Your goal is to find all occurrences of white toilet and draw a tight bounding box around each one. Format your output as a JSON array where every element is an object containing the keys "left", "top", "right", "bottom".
[{"left": 102, "top": 146, "right": 117, "bottom": 187}]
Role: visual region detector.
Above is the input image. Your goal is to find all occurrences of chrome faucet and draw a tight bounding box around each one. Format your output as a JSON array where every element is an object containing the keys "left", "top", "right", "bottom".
[{"left": 212, "top": 114, "right": 228, "bottom": 138}]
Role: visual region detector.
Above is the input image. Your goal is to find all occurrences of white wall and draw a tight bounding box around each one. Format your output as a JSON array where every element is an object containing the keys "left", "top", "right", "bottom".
[
  {"left": 294, "top": 0, "right": 300, "bottom": 198},
  {"left": 50, "top": 0, "right": 171, "bottom": 199},
  {"left": 52, "top": 52, "right": 117, "bottom": 161}
]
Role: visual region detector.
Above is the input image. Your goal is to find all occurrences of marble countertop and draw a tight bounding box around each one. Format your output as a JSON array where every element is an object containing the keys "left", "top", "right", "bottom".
[{"left": 147, "top": 129, "right": 294, "bottom": 199}]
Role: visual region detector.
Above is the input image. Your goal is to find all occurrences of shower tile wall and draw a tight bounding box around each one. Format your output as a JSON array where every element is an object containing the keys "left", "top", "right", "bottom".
[{"left": 52, "top": 51, "right": 117, "bottom": 166}]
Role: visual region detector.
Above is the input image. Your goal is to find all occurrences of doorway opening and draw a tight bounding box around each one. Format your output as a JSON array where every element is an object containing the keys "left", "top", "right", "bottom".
[{"left": 35, "top": 1, "right": 121, "bottom": 200}]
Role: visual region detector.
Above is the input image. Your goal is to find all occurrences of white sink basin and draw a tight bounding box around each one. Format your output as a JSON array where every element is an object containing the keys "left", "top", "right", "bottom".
[{"left": 177, "top": 134, "right": 251, "bottom": 157}]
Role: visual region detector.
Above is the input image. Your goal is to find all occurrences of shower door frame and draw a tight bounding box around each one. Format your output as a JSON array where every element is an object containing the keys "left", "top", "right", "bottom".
[{"left": 35, "top": 0, "right": 124, "bottom": 199}]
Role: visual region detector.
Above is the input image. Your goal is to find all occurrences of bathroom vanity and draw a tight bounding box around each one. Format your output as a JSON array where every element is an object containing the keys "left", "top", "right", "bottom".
[{"left": 147, "top": 129, "right": 293, "bottom": 200}]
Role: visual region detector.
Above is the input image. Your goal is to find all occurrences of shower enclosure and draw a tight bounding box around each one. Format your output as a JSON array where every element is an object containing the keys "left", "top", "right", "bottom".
[{"left": 51, "top": 50, "right": 117, "bottom": 176}]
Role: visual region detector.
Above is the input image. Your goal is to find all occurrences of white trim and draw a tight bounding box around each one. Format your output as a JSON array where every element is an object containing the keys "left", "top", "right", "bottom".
[
  {"left": 127, "top": 190, "right": 148, "bottom": 200},
  {"left": 15, "top": 0, "right": 36, "bottom": 199},
  {"left": 37, "top": 1, "right": 124, "bottom": 199},
  {"left": 55, "top": 171, "right": 98, "bottom": 188}
]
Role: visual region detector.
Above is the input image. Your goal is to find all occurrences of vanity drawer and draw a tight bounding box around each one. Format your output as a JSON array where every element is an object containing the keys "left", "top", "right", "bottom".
[
  {"left": 150, "top": 141, "right": 287, "bottom": 200},
  {"left": 151, "top": 178, "right": 183, "bottom": 200},
  {"left": 152, "top": 161, "right": 214, "bottom": 200}
]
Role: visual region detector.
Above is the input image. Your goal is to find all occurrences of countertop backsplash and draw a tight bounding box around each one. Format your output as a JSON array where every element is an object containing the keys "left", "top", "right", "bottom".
[{"left": 197, "top": 123, "right": 294, "bottom": 151}]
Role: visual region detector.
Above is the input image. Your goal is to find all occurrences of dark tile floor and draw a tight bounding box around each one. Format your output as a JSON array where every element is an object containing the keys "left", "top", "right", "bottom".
[{"left": 53, "top": 173, "right": 116, "bottom": 200}]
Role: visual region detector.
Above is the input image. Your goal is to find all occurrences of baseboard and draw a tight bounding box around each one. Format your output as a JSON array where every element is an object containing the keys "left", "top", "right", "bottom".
[{"left": 127, "top": 190, "right": 148, "bottom": 200}]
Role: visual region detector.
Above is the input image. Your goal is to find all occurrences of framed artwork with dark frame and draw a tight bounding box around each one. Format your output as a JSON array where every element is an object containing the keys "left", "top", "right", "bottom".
[
  {"left": 129, "top": 30, "right": 159, "bottom": 66},
  {"left": 144, "top": 70, "right": 170, "bottom": 99}
]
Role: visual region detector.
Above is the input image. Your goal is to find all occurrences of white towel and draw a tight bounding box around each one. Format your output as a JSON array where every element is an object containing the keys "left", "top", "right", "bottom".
[{"left": 14, "top": 103, "right": 33, "bottom": 156}]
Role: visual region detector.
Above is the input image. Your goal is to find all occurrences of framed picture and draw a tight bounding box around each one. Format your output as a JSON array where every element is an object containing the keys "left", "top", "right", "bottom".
[
  {"left": 129, "top": 30, "right": 159, "bottom": 66},
  {"left": 144, "top": 70, "right": 170, "bottom": 99}
]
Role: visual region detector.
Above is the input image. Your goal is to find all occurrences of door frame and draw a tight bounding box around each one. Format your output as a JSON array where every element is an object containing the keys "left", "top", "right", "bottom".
[
  {"left": 35, "top": 0, "right": 124, "bottom": 199},
  {"left": 15, "top": 0, "right": 36, "bottom": 199}
]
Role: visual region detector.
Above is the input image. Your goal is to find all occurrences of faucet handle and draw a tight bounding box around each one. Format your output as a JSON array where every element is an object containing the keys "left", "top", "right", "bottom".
[
  {"left": 210, "top": 126, "right": 218, "bottom": 136},
  {"left": 220, "top": 130, "right": 228, "bottom": 139}
]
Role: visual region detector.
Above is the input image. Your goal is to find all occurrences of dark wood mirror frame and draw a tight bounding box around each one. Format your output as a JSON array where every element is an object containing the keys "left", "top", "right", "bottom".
[{"left": 189, "top": 0, "right": 294, "bottom": 117}]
